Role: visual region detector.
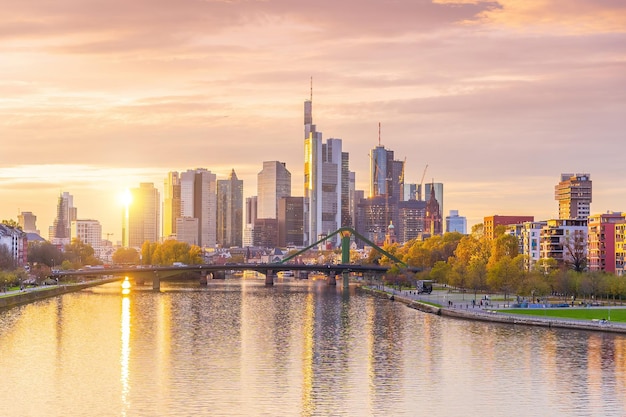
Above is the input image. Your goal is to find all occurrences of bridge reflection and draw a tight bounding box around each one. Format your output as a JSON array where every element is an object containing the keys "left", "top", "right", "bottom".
[{"left": 51, "top": 263, "right": 414, "bottom": 290}]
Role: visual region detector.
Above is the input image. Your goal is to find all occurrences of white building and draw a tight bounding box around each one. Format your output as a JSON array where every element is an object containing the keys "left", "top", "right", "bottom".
[
  {"left": 0, "top": 224, "right": 27, "bottom": 267},
  {"left": 540, "top": 219, "right": 588, "bottom": 268},
  {"left": 521, "top": 221, "right": 548, "bottom": 270},
  {"left": 71, "top": 219, "right": 102, "bottom": 258}
]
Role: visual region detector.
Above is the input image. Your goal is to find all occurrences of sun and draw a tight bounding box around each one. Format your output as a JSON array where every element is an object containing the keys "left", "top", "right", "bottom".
[{"left": 118, "top": 189, "right": 133, "bottom": 208}]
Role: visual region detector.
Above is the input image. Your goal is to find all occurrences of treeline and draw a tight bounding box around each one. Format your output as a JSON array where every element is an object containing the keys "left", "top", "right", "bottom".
[{"left": 373, "top": 226, "right": 626, "bottom": 301}]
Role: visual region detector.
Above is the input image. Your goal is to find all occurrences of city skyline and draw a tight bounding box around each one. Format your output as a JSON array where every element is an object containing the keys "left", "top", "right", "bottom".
[{"left": 1, "top": 0, "right": 625, "bottom": 238}]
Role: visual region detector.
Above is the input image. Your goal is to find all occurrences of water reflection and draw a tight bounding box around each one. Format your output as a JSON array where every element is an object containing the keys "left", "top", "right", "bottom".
[{"left": 0, "top": 280, "right": 625, "bottom": 417}]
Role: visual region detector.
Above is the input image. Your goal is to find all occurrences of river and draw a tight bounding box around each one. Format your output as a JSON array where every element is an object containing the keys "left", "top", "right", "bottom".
[{"left": 1, "top": 279, "right": 625, "bottom": 417}]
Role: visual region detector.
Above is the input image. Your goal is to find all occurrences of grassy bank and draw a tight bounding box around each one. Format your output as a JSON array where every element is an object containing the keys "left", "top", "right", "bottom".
[{"left": 503, "top": 307, "right": 626, "bottom": 323}]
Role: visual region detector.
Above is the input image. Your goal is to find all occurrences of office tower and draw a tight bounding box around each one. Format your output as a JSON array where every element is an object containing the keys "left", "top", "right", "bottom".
[
  {"left": 445, "top": 210, "right": 467, "bottom": 234},
  {"left": 163, "top": 172, "right": 181, "bottom": 239},
  {"left": 253, "top": 218, "right": 279, "bottom": 248},
  {"left": 176, "top": 217, "right": 199, "bottom": 246},
  {"left": 50, "top": 192, "right": 77, "bottom": 244},
  {"left": 369, "top": 142, "right": 404, "bottom": 202},
  {"left": 422, "top": 183, "right": 444, "bottom": 219},
  {"left": 555, "top": 173, "right": 592, "bottom": 220},
  {"left": 71, "top": 219, "right": 102, "bottom": 258},
  {"left": 356, "top": 196, "right": 398, "bottom": 247},
  {"left": 125, "top": 183, "right": 160, "bottom": 248},
  {"left": 18, "top": 211, "right": 39, "bottom": 234},
  {"left": 403, "top": 183, "right": 418, "bottom": 201},
  {"left": 180, "top": 168, "right": 217, "bottom": 248},
  {"left": 341, "top": 152, "right": 351, "bottom": 227},
  {"left": 243, "top": 196, "right": 257, "bottom": 247},
  {"left": 217, "top": 169, "right": 243, "bottom": 248},
  {"left": 397, "top": 200, "right": 427, "bottom": 243},
  {"left": 303, "top": 94, "right": 342, "bottom": 246},
  {"left": 257, "top": 161, "right": 291, "bottom": 219},
  {"left": 278, "top": 197, "right": 304, "bottom": 247}
]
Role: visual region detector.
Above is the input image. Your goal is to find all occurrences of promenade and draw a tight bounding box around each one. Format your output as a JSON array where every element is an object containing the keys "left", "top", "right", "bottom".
[{"left": 362, "top": 285, "right": 626, "bottom": 334}]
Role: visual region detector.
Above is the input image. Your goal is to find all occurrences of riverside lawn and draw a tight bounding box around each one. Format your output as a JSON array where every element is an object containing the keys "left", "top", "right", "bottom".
[{"left": 499, "top": 307, "right": 626, "bottom": 322}]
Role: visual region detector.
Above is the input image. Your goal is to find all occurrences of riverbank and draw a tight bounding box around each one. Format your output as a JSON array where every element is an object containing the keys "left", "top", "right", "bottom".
[
  {"left": 360, "top": 286, "right": 626, "bottom": 334},
  {"left": 0, "top": 277, "right": 122, "bottom": 311}
]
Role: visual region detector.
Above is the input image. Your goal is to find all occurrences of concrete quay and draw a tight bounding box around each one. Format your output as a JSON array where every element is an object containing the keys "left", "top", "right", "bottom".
[
  {"left": 360, "top": 286, "right": 626, "bottom": 334},
  {"left": 0, "top": 277, "right": 121, "bottom": 311}
]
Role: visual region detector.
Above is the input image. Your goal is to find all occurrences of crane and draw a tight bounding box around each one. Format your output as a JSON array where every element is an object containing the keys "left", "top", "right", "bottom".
[
  {"left": 419, "top": 164, "right": 428, "bottom": 201},
  {"left": 106, "top": 232, "right": 114, "bottom": 242}
]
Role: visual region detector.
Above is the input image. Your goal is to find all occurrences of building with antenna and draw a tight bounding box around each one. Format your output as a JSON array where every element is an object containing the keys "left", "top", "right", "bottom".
[{"left": 303, "top": 82, "right": 344, "bottom": 247}]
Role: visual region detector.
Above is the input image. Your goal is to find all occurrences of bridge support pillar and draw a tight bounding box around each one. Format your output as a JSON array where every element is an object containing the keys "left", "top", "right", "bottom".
[
  {"left": 199, "top": 271, "right": 208, "bottom": 285},
  {"left": 328, "top": 272, "right": 337, "bottom": 286},
  {"left": 265, "top": 270, "right": 274, "bottom": 285},
  {"left": 153, "top": 272, "right": 160, "bottom": 291},
  {"left": 342, "top": 271, "right": 349, "bottom": 289}
]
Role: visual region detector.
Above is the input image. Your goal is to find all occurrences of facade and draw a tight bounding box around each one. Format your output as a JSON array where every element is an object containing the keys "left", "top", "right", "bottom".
[
  {"left": 587, "top": 212, "right": 626, "bottom": 273},
  {"left": 217, "top": 169, "right": 243, "bottom": 248},
  {"left": 243, "top": 196, "right": 257, "bottom": 247},
  {"left": 278, "top": 197, "right": 304, "bottom": 247},
  {"left": 70, "top": 219, "right": 102, "bottom": 258},
  {"left": 356, "top": 196, "right": 398, "bottom": 247},
  {"left": 520, "top": 221, "right": 548, "bottom": 271},
  {"left": 616, "top": 223, "right": 626, "bottom": 276},
  {"left": 18, "top": 211, "right": 39, "bottom": 234},
  {"left": 539, "top": 219, "right": 588, "bottom": 269},
  {"left": 257, "top": 161, "right": 291, "bottom": 219},
  {"left": 124, "top": 183, "right": 160, "bottom": 248},
  {"left": 163, "top": 172, "right": 181, "bottom": 240},
  {"left": 0, "top": 224, "right": 27, "bottom": 267},
  {"left": 484, "top": 215, "right": 534, "bottom": 240},
  {"left": 397, "top": 200, "right": 427, "bottom": 243},
  {"left": 445, "top": 210, "right": 467, "bottom": 234},
  {"left": 303, "top": 97, "right": 343, "bottom": 246},
  {"left": 403, "top": 183, "right": 418, "bottom": 201},
  {"left": 50, "top": 192, "right": 77, "bottom": 244},
  {"left": 555, "top": 173, "right": 592, "bottom": 220},
  {"left": 180, "top": 168, "right": 217, "bottom": 248},
  {"left": 175, "top": 217, "right": 199, "bottom": 246},
  {"left": 253, "top": 218, "right": 279, "bottom": 248},
  {"left": 369, "top": 144, "right": 404, "bottom": 202}
]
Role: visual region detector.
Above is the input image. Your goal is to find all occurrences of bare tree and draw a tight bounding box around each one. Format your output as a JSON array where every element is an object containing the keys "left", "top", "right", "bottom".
[{"left": 564, "top": 231, "right": 587, "bottom": 272}]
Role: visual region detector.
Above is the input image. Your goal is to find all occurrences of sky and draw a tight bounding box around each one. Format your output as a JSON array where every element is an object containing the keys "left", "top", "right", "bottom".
[{"left": 1, "top": 0, "right": 625, "bottom": 241}]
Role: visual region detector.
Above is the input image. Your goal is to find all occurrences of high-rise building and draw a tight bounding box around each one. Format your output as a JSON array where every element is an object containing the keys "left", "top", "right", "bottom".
[
  {"left": 180, "top": 168, "right": 217, "bottom": 248},
  {"left": 445, "top": 210, "right": 467, "bottom": 234},
  {"left": 369, "top": 144, "right": 404, "bottom": 202},
  {"left": 50, "top": 192, "right": 77, "bottom": 244},
  {"left": 555, "top": 173, "right": 592, "bottom": 220},
  {"left": 71, "top": 219, "right": 102, "bottom": 258},
  {"left": 18, "top": 211, "right": 39, "bottom": 235},
  {"left": 521, "top": 221, "right": 548, "bottom": 271},
  {"left": 403, "top": 183, "right": 418, "bottom": 201},
  {"left": 540, "top": 219, "right": 588, "bottom": 269},
  {"left": 424, "top": 185, "right": 443, "bottom": 237},
  {"left": 217, "top": 169, "right": 243, "bottom": 248},
  {"left": 163, "top": 172, "right": 181, "bottom": 240},
  {"left": 303, "top": 95, "right": 342, "bottom": 246},
  {"left": 124, "top": 183, "right": 160, "bottom": 248},
  {"left": 243, "top": 196, "right": 257, "bottom": 247},
  {"left": 278, "top": 197, "right": 304, "bottom": 247},
  {"left": 257, "top": 161, "right": 291, "bottom": 219}
]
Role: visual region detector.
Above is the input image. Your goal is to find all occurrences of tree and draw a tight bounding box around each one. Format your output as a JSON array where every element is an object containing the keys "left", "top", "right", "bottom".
[
  {"left": 487, "top": 254, "right": 524, "bottom": 300},
  {"left": 112, "top": 247, "right": 140, "bottom": 265},
  {"left": 1, "top": 219, "right": 22, "bottom": 230},
  {"left": 563, "top": 232, "right": 587, "bottom": 272},
  {"left": 64, "top": 238, "right": 100, "bottom": 268},
  {"left": 0, "top": 244, "right": 15, "bottom": 270},
  {"left": 28, "top": 241, "right": 63, "bottom": 267}
]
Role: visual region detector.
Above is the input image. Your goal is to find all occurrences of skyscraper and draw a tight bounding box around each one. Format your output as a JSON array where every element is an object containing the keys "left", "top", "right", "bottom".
[
  {"left": 163, "top": 172, "right": 181, "bottom": 240},
  {"left": 18, "top": 211, "right": 39, "bottom": 235},
  {"left": 422, "top": 182, "right": 444, "bottom": 219},
  {"left": 125, "top": 183, "right": 160, "bottom": 248},
  {"left": 50, "top": 192, "right": 77, "bottom": 244},
  {"left": 257, "top": 161, "right": 291, "bottom": 219},
  {"left": 217, "top": 169, "right": 243, "bottom": 248},
  {"left": 369, "top": 142, "right": 404, "bottom": 202},
  {"left": 180, "top": 168, "right": 217, "bottom": 248},
  {"left": 71, "top": 219, "right": 102, "bottom": 258},
  {"left": 555, "top": 173, "right": 592, "bottom": 220},
  {"left": 303, "top": 93, "right": 343, "bottom": 246}
]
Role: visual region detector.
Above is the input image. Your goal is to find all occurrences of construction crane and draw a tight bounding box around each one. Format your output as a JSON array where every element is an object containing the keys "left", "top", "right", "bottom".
[
  {"left": 106, "top": 232, "right": 114, "bottom": 242},
  {"left": 419, "top": 164, "right": 428, "bottom": 201}
]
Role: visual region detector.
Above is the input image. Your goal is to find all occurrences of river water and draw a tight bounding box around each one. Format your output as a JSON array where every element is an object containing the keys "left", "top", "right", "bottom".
[{"left": 1, "top": 279, "right": 625, "bottom": 417}]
